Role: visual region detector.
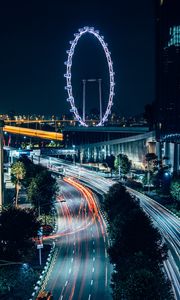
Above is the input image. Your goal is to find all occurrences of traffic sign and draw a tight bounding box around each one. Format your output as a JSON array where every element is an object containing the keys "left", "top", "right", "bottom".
[{"left": 37, "top": 244, "right": 43, "bottom": 249}]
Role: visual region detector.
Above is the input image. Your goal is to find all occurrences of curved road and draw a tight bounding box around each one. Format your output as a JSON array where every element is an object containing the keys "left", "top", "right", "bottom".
[
  {"left": 35, "top": 156, "right": 180, "bottom": 299},
  {"left": 39, "top": 177, "right": 112, "bottom": 300}
]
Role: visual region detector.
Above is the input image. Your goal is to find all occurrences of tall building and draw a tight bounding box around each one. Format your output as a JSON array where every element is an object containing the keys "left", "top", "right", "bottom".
[{"left": 156, "top": 0, "right": 180, "bottom": 141}]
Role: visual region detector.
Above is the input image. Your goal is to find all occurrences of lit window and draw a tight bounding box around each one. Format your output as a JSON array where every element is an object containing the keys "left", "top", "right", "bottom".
[{"left": 168, "top": 26, "right": 180, "bottom": 47}]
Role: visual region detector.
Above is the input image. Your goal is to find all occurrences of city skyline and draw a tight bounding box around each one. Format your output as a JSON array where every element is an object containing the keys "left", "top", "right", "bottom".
[
  {"left": 0, "top": 1, "right": 179, "bottom": 299},
  {"left": 0, "top": 0, "right": 155, "bottom": 117}
]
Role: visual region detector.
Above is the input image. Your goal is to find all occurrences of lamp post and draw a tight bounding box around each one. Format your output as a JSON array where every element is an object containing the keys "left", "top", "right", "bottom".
[
  {"left": 82, "top": 79, "right": 86, "bottom": 122},
  {"left": 72, "top": 145, "right": 76, "bottom": 165},
  {"left": 80, "top": 150, "right": 83, "bottom": 166},
  {"left": 118, "top": 165, "right": 121, "bottom": 180},
  {"left": 37, "top": 227, "right": 43, "bottom": 265},
  {"left": 98, "top": 78, "right": 102, "bottom": 123},
  {"left": 147, "top": 171, "right": 150, "bottom": 193}
]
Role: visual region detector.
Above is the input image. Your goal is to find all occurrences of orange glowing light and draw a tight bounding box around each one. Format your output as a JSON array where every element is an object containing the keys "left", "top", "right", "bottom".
[{"left": 3, "top": 125, "right": 63, "bottom": 141}]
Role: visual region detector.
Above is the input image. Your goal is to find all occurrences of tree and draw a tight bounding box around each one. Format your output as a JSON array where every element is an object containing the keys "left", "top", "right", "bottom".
[
  {"left": 145, "top": 153, "right": 157, "bottom": 171},
  {"left": 0, "top": 207, "right": 40, "bottom": 260},
  {"left": 103, "top": 183, "right": 139, "bottom": 225},
  {"left": 106, "top": 154, "right": 115, "bottom": 175},
  {"left": 11, "top": 161, "right": 26, "bottom": 207},
  {"left": 112, "top": 267, "right": 173, "bottom": 300},
  {"left": 144, "top": 153, "right": 157, "bottom": 191},
  {"left": 103, "top": 183, "right": 172, "bottom": 300},
  {"left": 19, "top": 155, "right": 45, "bottom": 188},
  {"left": 114, "top": 153, "right": 131, "bottom": 175},
  {"left": 0, "top": 265, "right": 38, "bottom": 299},
  {"left": 151, "top": 166, "right": 171, "bottom": 194},
  {"left": 28, "top": 170, "right": 57, "bottom": 216},
  {"left": 170, "top": 179, "right": 180, "bottom": 202}
]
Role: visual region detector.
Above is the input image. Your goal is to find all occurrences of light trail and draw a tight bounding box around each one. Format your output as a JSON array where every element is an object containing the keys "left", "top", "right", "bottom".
[
  {"left": 39, "top": 177, "right": 111, "bottom": 299},
  {"left": 38, "top": 156, "right": 179, "bottom": 300},
  {"left": 3, "top": 125, "right": 63, "bottom": 141}
]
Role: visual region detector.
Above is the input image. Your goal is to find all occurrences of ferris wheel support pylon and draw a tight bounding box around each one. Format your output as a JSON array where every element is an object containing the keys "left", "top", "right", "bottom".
[
  {"left": 82, "top": 79, "right": 86, "bottom": 122},
  {"left": 98, "top": 79, "right": 102, "bottom": 123},
  {"left": 64, "top": 26, "right": 115, "bottom": 127}
]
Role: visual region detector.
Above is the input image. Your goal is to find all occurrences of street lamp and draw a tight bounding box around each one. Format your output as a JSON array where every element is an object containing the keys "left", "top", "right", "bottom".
[
  {"left": 101, "top": 148, "right": 105, "bottom": 161},
  {"left": 118, "top": 165, "right": 121, "bottom": 180},
  {"left": 72, "top": 145, "right": 76, "bottom": 165},
  {"left": 147, "top": 171, "right": 150, "bottom": 193}
]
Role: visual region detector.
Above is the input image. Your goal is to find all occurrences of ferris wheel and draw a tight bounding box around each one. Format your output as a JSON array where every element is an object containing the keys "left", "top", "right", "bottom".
[{"left": 64, "top": 26, "right": 115, "bottom": 127}]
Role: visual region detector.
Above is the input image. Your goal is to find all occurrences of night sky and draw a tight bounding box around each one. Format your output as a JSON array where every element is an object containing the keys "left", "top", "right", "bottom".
[{"left": 0, "top": 0, "right": 155, "bottom": 117}]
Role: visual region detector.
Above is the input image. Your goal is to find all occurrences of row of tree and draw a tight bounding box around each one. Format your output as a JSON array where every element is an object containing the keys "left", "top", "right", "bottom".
[
  {"left": 0, "top": 207, "right": 40, "bottom": 261},
  {"left": 0, "top": 157, "right": 57, "bottom": 297},
  {"left": 105, "top": 153, "right": 131, "bottom": 175},
  {"left": 106, "top": 151, "right": 180, "bottom": 204},
  {"left": 144, "top": 153, "right": 180, "bottom": 202},
  {"left": 103, "top": 183, "right": 173, "bottom": 299},
  {"left": 11, "top": 155, "right": 57, "bottom": 215}
]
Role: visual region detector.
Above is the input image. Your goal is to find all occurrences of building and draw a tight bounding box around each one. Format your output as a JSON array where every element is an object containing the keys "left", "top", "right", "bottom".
[{"left": 156, "top": 0, "right": 180, "bottom": 140}]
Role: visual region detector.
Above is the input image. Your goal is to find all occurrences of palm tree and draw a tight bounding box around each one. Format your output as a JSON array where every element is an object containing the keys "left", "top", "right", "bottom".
[{"left": 11, "top": 161, "right": 26, "bottom": 207}]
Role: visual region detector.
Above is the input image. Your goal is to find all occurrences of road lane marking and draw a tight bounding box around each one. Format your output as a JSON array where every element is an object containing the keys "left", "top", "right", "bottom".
[
  {"left": 88, "top": 295, "right": 91, "bottom": 300},
  {"left": 73, "top": 250, "right": 75, "bottom": 254},
  {"left": 93, "top": 249, "right": 95, "bottom": 253},
  {"left": 92, "top": 241, "right": 95, "bottom": 245},
  {"left": 92, "top": 267, "right": 94, "bottom": 273},
  {"left": 91, "top": 279, "right": 93, "bottom": 285},
  {"left": 69, "top": 268, "right": 72, "bottom": 274},
  {"left": 93, "top": 257, "right": 95, "bottom": 262},
  {"left": 105, "top": 265, "right": 108, "bottom": 287},
  {"left": 71, "top": 258, "right": 74, "bottom": 263},
  {"left": 65, "top": 280, "right": 68, "bottom": 287}
]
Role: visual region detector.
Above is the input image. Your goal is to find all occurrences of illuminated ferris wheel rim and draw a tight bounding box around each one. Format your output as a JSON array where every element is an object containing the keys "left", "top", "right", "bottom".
[{"left": 64, "top": 26, "right": 115, "bottom": 127}]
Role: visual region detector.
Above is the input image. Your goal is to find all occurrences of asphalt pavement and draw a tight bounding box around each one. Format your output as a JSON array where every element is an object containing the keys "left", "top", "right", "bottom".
[
  {"left": 34, "top": 155, "right": 180, "bottom": 300},
  {"left": 42, "top": 178, "right": 112, "bottom": 300}
]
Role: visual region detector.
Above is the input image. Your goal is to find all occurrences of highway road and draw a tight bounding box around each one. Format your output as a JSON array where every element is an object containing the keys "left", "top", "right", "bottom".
[
  {"left": 126, "top": 188, "right": 180, "bottom": 299},
  {"left": 35, "top": 156, "right": 180, "bottom": 300},
  {"left": 38, "top": 177, "right": 112, "bottom": 300}
]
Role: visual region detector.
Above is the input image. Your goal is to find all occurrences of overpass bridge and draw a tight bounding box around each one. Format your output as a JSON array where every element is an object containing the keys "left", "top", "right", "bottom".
[
  {"left": 4, "top": 118, "right": 98, "bottom": 127},
  {"left": 3, "top": 125, "right": 63, "bottom": 141},
  {"left": 75, "top": 131, "right": 180, "bottom": 173},
  {"left": 63, "top": 126, "right": 149, "bottom": 146}
]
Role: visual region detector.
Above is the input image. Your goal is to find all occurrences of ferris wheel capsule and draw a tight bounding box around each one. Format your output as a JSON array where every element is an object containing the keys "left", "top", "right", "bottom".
[
  {"left": 64, "top": 85, "right": 72, "bottom": 90},
  {"left": 67, "top": 96, "right": 74, "bottom": 102},
  {"left": 64, "top": 73, "right": 71, "bottom": 78}
]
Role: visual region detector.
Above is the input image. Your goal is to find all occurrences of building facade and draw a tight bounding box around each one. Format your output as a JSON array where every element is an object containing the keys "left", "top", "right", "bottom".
[{"left": 156, "top": 0, "right": 180, "bottom": 139}]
